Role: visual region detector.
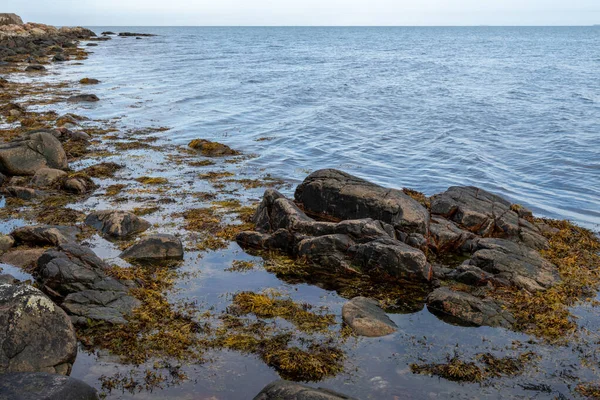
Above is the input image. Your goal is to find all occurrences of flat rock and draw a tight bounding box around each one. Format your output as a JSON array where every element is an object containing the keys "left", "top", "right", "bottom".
[
  {"left": 32, "top": 168, "right": 67, "bottom": 188},
  {"left": 0, "top": 132, "right": 67, "bottom": 176},
  {"left": 11, "top": 225, "right": 79, "bottom": 247},
  {"left": 85, "top": 210, "right": 150, "bottom": 238},
  {"left": 342, "top": 297, "right": 397, "bottom": 337},
  {"left": 0, "top": 283, "right": 77, "bottom": 375},
  {"left": 0, "top": 372, "right": 98, "bottom": 400},
  {"left": 0, "top": 248, "right": 45, "bottom": 270},
  {"left": 119, "top": 234, "right": 184, "bottom": 263},
  {"left": 427, "top": 287, "right": 514, "bottom": 328},
  {"left": 253, "top": 380, "right": 357, "bottom": 400},
  {"left": 294, "top": 169, "right": 429, "bottom": 234}
]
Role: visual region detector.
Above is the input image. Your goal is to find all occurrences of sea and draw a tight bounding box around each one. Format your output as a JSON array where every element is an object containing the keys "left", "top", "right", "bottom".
[{"left": 15, "top": 27, "right": 600, "bottom": 399}]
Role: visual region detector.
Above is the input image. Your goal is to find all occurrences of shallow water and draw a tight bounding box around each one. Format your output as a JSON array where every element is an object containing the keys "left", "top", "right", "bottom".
[{"left": 4, "top": 27, "right": 600, "bottom": 399}]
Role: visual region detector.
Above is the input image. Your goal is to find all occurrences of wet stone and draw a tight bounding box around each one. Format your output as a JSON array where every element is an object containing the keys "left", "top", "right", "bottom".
[
  {"left": 119, "top": 234, "right": 184, "bottom": 263},
  {"left": 85, "top": 210, "right": 150, "bottom": 238},
  {"left": 0, "top": 372, "right": 98, "bottom": 400},
  {"left": 254, "top": 380, "right": 357, "bottom": 400},
  {"left": 342, "top": 297, "right": 398, "bottom": 337}
]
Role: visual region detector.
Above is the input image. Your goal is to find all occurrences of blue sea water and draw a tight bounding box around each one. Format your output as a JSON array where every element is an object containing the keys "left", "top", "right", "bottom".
[{"left": 62, "top": 26, "right": 600, "bottom": 229}]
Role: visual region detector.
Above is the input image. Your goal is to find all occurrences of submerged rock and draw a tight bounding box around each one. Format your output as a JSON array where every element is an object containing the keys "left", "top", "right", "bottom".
[
  {"left": 0, "top": 283, "right": 77, "bottom": 374},
  {"left": 36, "top": 243, "right": 140, "bottom": 325},
  {"left": 25, "top": 65, "right": 45, "bottom": 72},
  {"left": 188, "top": 139, "right": 240, "bottom": 156},
  {"left": 253, "top": 380, "right": 357, "bottom": 400},
  {"left": 85, "top": 210, "right": 150, "bottom": 238},
  {"left": 0, "top": 372, "right": 98, "bottom": 400},
  {"left": 342, "top": 297, "right": 398, "bottom": 337},
  {"left": 66, "top": 94, "right": 99, "bottom": 103},
  {"left": 294, "top": 169, "right": 429, "bottom": 234},
  {"left": 119, "top": 234, "right": 184, "bottom": 263},
  {"left": 426, "top": 287, "right": 514, "bottom": 328},
  {"left": 0, "top": 132, "right": 67, "bottom": 176}
]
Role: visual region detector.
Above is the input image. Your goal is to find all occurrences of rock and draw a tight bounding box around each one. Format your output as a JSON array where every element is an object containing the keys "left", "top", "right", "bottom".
[
  {"left": 297, "top": 234, "right": 357, "bottom": 272},
  {"left": 52, "top": 54, "right": 67, "bottom": 62},
  {"left": 469, "top": 238, "right": 559, "bottom": 292},
  {"left": 25, "top": 65, "right": 45, "bottom": 72},
  {"left": 31, "top": 168, "right": 67, "bottom": 188},
  {"left": 101, "top": 31, "right": 115, "bottom": 35},
  {"left": 66, "top": 94, "right": 99, "bottom": 103},
  {"left": 36, "top": 243, "right": 140, "bottom": 325},
  {"left": 79, "top": 78, "right": 99, "bottom": 85},
  {"left": 0, "top": 14, "right": 23, "bottom": 26},
  {"left": 0, "top": 132, "right": 67, "bottom": 176},
  {"left": 11, "top": 225, "right": 79, "bottom": 247},
  {"left": 427, "top": 287, "right": 514, "bottom": 328},
  {"left": 444, "top": 264, "right": 494, "bottom": 286},
  {"left": 2, "top": 186, "right": 43, "bottom": 200},
  {"left": 253, "top": 380, "right": 356, "bottom": 400},
  {"left": 0, "top": 283, "right": 77, "bottom": 374},
  {"left": 84, "top": 210, "right": 150, "bottom": 238},
  {"left": 0, "top": 235, "right": 14, "bottom": 252},
  {"left": 0, "top": 372, "right": 98, "bottom": 400},
  {"left": 342, "top": 297, "right": 397, "bottom": 337},
  {"left": 119, "top": 234, "right": 184, "bottom": 263},
  {"left": 188, "top": 139, "right": 240, "bottom": 156},
  {"left": 85, "top": 43, "right": 98, "bottom": 47},
  {"left": 0, "top": 248, "right": 45, "bottom": 270},
  {"left": 428, "top": 216, "right": 476, "bottom": 253},
  {"left": 294, "top": 169, "right": 429, "bottom": 234},
  {"left": 62, "top": 175, "right": 96, "bottom": 194},
  {"left": 118, "top": 32, "right": 157, "bottom": 37},
  {"left": 352, "top": 237, "right": 432, "bottom": 281},
  {"left": 8, "top": 109, "right": 21, "bottom": 118},
  {"left": 0, "top": 172, "right": 6, "bottom": 186}
]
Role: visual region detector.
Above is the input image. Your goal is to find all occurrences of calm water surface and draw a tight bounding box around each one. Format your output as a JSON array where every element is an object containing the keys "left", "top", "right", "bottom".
[{"left": 14, "top": 27, "right": 600, "bottom": 399}]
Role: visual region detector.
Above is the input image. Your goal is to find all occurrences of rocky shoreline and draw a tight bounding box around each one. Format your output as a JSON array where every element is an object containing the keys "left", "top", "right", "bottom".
[{"left": 1, "top": 16, "right": 599, "bottom": 400}]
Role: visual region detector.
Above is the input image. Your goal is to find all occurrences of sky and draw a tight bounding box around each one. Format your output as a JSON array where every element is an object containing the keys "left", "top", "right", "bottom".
[{"left": 5, "top": 0, "right": 600, "bottom": 26}]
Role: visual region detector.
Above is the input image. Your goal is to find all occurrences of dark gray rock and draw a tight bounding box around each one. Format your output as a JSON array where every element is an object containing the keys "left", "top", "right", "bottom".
[
  {"left": 469, "top": 238, "right": 559, "bottom": 292},
  {"left": 2, "top": 186, "right": 44, "bottom": 200},
  {"left": 0, "top": 372, "right": 98, "bottom": 400},
  {"left": 294, "top": 169, "right": 429, "bottom": 234},
  {"left": 427, "top": 287, "right": 514, "bottom": 328},
  {"left": 66, "top": 94, "right": 99, "bottom": 103},
  {"left": 253, "top": 380, "right": 356, "bottom": 400},
  {"left": 342, "top": 297, "right": 397, "bottom": 337},
  {"left": 297, "top": 234, "right": 357, "bottom": 273},
  {"left": 352, "top": 237, "right": 432, "bottom": 282},
  {"left": 0, "top": 283, "right": 77, "bottom": 374},
  {"left": 52, "top": 54, "right": 67, "bottom": 62},
  {"left": 119, "top": 234, "right": 184, "bottom": 263},
  {"left": 0, "top": 132, "right": 67, "bottom": 176},
  {"left": 85, "top": 210, "right": 150, "bottom": 238},
  {"left": 25, "top": 65, "right": 45, "bottom": 72},
  {"left": 37, "top": 243, "right": 140, "bottom": 325},
  {"left": 428, "top": 216, "right": 475, "bottom": 253},
  {"left": 11, "top": 225, "right": 79, "bottom": 247}
]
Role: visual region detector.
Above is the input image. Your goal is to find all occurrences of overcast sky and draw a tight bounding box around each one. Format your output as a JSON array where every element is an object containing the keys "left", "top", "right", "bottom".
[{"left": 5, "top": 0, "right": 600, "bottom": 26}]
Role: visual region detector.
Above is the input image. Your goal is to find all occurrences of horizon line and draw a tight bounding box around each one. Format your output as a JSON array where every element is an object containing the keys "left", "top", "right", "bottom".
[{"left": 77, "top": 24, "right": 599, "bottom": 27}]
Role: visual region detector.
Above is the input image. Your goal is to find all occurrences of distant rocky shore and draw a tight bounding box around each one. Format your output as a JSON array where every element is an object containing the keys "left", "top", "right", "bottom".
[{"left": 0, "top": 14, "right": 599, "bottom": 400}]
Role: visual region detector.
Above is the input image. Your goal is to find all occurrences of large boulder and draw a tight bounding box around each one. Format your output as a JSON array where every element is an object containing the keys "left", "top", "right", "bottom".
[
  {"left": 426, "top": 287, "right": 514, "bottom": 328},
  {"left": 0, "top": 248, "right": 45, "bottom": 270},
  {"left": 253, "top": 380, "right": 357, "bottom": 400},
  {"left": 0, "top": 372, "right": 98, "bottom": 400},
  {"left": 0, "top": 132, "right": 67, "bottom": 176},
  {"left": 469, "top": 238, "right": 559, "bottom": 292},
  {"left": 342, "top": 297, "right": 398, "bottom": 337},
  {"left": 31, "top": 168, "right": 67, "bottom": 188},
  {"left": 294, "top": 169, "right": 429, "bottom": 234},
  {"left": 0, "top": 283, "right": 77, "bottom": 375},
  {"left": 84, "top": 210, "right": 150, "bottom": 238},
  {"left": 11, "top": 225, "right": 79, "bottom": 247},
  {"left": 36, "top": 243, "right": 140, "bottom": 325},
  {"left": 119, "top": 234, "right": 184, "bottom": 263},
  {"left": 0, "top": 14, "right": 23, "bottom": 26}
]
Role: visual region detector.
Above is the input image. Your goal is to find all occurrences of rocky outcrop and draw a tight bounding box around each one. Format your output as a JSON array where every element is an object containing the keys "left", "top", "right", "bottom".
[
  {"left": 119, "top": 234, "right": 184, "bottom": 263},
  {"left": 295, "top": 169, "right": 429, "bottom": 235},
  {"left": 11, "top": 225, "right": 79, "bottom": 247},
  {"left": 0, "top": 14, "right": 23, "bottom": 26},
  {"left": 0, "top": 283, "right": 77, "bottom": 374},
  {"left": 0, "top": 132, "right": 67, "bottom": 176},
  {"left": 253, "top": 380, "right": 356, "bottom": 400},
  {"left": 0, "top": 372, "right": 98, "bottom": 400},
  {"left": 36, "top": 243, "right": 140, "bottom": 325},
  {"left": 342, "top": 297, "right": 398, "bottom": 337},
  {"left": 85, "top": 210, "right": 150, "bottom": 238}
]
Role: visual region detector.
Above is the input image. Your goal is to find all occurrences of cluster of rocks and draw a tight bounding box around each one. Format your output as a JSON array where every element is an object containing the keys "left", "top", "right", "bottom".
[{"left": 237, "top": 169, "right": 560, "bottom": 329}]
